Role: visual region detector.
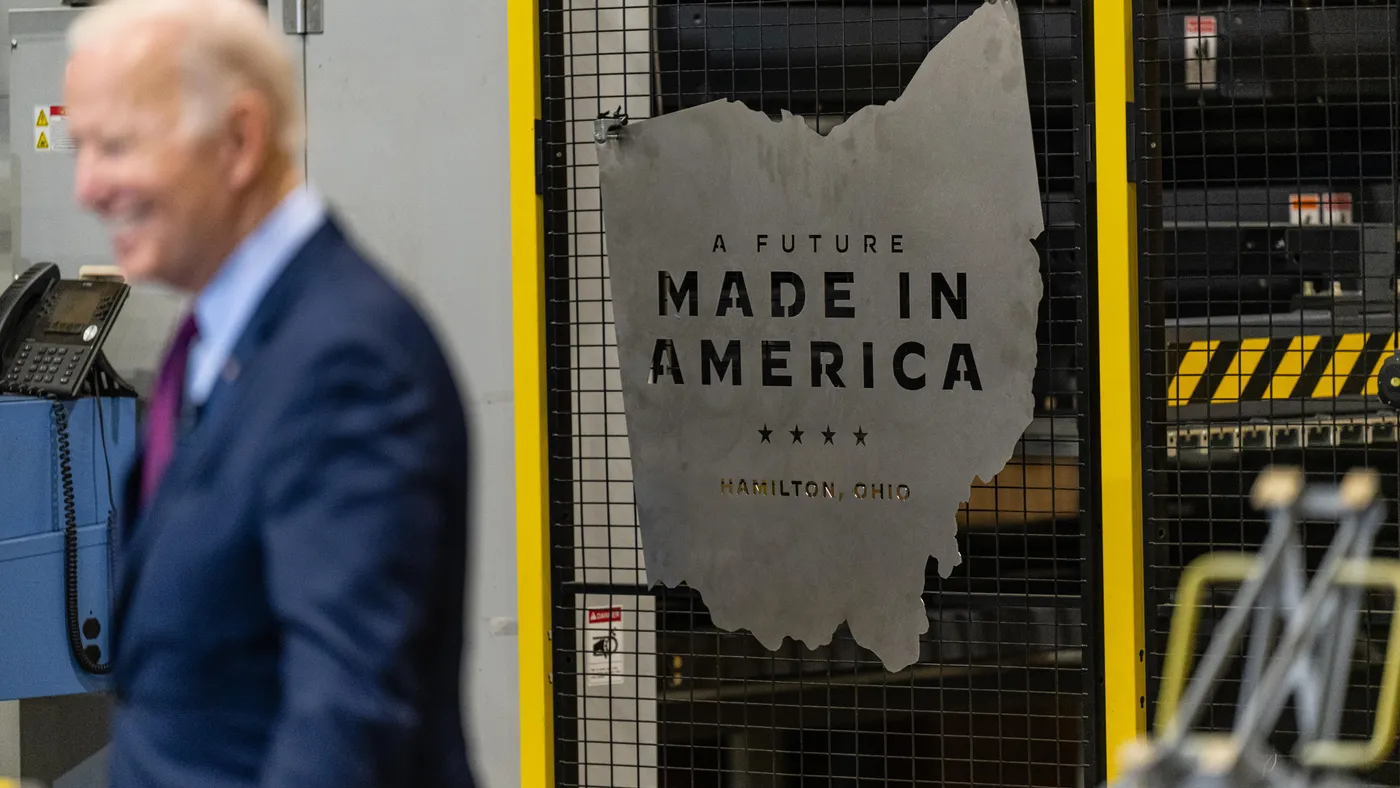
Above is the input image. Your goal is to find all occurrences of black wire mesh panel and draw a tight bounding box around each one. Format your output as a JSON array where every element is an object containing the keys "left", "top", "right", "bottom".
[
  {"left": 539, "top": 0, "right": 1098, "bottom": 784},
  {"left": 1136, "top": 0, "right": 1400, "bottom": 775}
]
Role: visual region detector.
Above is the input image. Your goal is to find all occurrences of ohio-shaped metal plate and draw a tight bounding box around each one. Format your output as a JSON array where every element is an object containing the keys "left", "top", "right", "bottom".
[{"left": 597, "top": 0, "right": 1044, "bottom": 671}]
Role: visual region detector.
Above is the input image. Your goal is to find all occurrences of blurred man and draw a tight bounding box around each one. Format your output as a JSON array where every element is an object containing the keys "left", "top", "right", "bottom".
[{"left": 63, "top": 1, "right": 475, "bottom": 785}]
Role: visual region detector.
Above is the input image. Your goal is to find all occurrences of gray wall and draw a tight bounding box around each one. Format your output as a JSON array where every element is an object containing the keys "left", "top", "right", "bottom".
[
  {"left": 0, "top": 0, "right": 519, "bottom": 785},
  {"left": 268, "top": 1, "right": 520, "bottom": 786}
]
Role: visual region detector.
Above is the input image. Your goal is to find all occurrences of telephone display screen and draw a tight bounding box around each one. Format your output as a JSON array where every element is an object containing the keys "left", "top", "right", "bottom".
[{"left": 52, "top": 290, "right": 102, "bottom": 332}]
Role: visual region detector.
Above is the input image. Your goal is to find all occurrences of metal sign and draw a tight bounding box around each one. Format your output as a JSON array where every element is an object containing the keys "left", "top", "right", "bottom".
[
  {"left": 595, "top": 0, "right": 1044, "bottom": 671},
  {"left": 584, "top": 606, "right": 625, "bottom": 687},
  {"left": 1184, "top": 15, "right": 1218, "bottom": 91},
  {"left": 1288, "top": 192, "right": 1354, "bottom": 226}
]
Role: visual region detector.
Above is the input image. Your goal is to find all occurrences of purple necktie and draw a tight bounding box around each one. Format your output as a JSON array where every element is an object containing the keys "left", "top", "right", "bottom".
[{"left": 141, "top": 312, "right": 199, "bottom": 508}]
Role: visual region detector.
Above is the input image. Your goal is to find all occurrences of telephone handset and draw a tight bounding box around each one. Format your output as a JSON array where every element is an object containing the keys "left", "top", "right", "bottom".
[{"left": 0, "top": 262, "right": 131, "bottom": 398}]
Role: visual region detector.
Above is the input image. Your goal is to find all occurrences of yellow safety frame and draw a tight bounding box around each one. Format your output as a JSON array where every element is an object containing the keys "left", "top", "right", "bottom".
[
  {"left": 510, "top": 0, "right": 552, "bottom": 781},
  {"left": 513, "top": 0, "right": 1148, "bottom": 781},
  {"left": 1094, "top": 0, "right": 1147, "bottom": 778}
]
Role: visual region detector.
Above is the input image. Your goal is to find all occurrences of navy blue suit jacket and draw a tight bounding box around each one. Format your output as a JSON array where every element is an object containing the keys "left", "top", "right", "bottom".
[{"left": 111, "top": 215, "right": 475, "bottom": 788}]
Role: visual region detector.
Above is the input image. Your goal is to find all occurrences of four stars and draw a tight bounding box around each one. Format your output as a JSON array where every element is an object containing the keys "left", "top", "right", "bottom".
[{"left": 757, "top": 423, "right": 868, "bottom": 445}]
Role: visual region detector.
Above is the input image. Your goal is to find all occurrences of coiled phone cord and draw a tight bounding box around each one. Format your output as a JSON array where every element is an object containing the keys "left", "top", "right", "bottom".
[{"left": 51, "top": 398, "right": 114, "bottom": 675}]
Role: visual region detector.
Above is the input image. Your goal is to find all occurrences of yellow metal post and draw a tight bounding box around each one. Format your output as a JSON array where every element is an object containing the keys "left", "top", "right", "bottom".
[
  {"left": 510, "top": 0, "right": 551, "bottom": 781},
  {"left": 1094, "top": 0, "right": 1146, "bottom": 777}
]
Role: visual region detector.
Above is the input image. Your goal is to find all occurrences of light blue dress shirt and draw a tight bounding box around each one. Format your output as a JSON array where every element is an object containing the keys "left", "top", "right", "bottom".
[{"left": 185, "top": 186, "right": 326, "bottom": 405}]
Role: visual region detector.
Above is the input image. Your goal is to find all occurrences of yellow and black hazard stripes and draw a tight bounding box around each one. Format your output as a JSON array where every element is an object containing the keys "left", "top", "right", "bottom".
[
  {"left": 1166, "top": 340, "right": 1218, "bottom": 405},
  {"left": 1314, "top": 332, "right": 1370, "bottom": 399},
  {"left": 1167, "top": 332, "right": 1398, "bottom": 406},
  {"left": 1212, "top": 336, "right": 1270, "bottom": 401},
  {"left": 1261, "top": 335, "right": 1321, "bottom": 401}
]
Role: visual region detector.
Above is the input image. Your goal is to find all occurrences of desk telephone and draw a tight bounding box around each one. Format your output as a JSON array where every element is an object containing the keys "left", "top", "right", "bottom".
[
  {"left": 0, "top": 262, "right": 133, "bottom": 398},
  {"left": 0, "top": 263, "right": 136, "bottom": 678}
]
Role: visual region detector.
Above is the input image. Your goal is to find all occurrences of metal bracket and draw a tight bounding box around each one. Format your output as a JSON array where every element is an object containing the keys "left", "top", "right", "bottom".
[
  {"left": 534, "top": 119, "right": 544, "bottom": 197},
  {"left": 1084, "top": 101, "right": 1094, "bottom": 180},
  {"left": 594, "top": 109, "right": 628, "bottom": 144},
  {"left": 283, "top": 0, "right": 324, "bottom": 35},
  {"left": 1125, "top": 103, "right": 1138, "bottom": 184}
]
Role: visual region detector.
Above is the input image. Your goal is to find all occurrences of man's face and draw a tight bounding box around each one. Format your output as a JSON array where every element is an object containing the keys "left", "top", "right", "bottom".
[{"left": 65, "top": 38, "right": 234, "bottom": 290}]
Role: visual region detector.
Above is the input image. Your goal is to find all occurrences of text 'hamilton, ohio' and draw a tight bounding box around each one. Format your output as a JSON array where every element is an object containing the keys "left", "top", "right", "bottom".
[{"left": 719, "top": 478, "right": 912, "bottom": 502}]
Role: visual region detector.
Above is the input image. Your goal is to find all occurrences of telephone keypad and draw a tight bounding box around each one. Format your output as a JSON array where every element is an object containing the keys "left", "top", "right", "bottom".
[{"left": 6, "top": 342, "right": 88, "bottom": 392}]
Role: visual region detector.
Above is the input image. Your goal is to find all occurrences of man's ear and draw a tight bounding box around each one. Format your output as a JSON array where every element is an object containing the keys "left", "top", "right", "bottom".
[{"left": 224, "top": 90, "right": 273, "bottom": 190}]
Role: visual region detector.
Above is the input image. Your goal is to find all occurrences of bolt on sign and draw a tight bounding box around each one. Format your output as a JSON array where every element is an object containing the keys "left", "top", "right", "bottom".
[{"left": 595, "top": 0, "right": 1045, "bottom": 671}]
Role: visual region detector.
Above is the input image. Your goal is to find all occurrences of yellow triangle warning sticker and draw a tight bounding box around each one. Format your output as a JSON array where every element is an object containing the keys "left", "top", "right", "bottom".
[
  {"left": 35, "top": 132, "right": 49, "bottom": 150},
  {"left": 35, "top": 110, "right": 47, "bottom": 127}
]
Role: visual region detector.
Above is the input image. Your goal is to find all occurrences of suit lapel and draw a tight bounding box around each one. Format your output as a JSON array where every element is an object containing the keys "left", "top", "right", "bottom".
[
  {"left": 113, "top": 216, "right": 346, "bottom": 632},
  {"left": 170, "top": 217, "right": 343, "bottom": 481}
]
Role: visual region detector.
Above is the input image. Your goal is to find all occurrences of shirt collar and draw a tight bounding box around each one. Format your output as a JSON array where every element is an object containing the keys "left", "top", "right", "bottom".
[
  {"left": 194, "top": 185, "right": 324, "bottom": 335},
  {"left": 184, "top": 185, "right": 325, "bottom": 404}
]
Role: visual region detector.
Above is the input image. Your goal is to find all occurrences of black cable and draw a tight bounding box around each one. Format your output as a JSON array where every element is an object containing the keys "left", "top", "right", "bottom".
[
  {"left": 94, "top": 394, "right": 116, "bottom": 506},
  {"left": 94, "top": 394, "right": 118, "bottom": 607},
  {"left": 51, "top": 398, "right": 112, "bottom": 675}
]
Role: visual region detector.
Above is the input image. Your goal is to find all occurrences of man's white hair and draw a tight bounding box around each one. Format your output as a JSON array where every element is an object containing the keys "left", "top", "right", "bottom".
[{"left": 68, "top": 0, "right": 303, "bottom": 157}]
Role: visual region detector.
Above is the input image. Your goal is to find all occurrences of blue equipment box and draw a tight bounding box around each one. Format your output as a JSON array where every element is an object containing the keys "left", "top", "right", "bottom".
[{"left": 0, "top": 394, "right": 136, "bottom": 700}]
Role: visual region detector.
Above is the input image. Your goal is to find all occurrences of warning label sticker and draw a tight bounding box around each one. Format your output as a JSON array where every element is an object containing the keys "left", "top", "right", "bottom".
[
  {"left": 34, "top": 105, "right": 75, "bottom": 153},
  {"left": 1289, "top": 192, "right": 1354, "bottom": 226},
  {"left": 584, "top": 606, "right": 625, "bottom": 687},
  {"left": 1184, "top": 16, "right": 1218, "bottom": 91}
]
